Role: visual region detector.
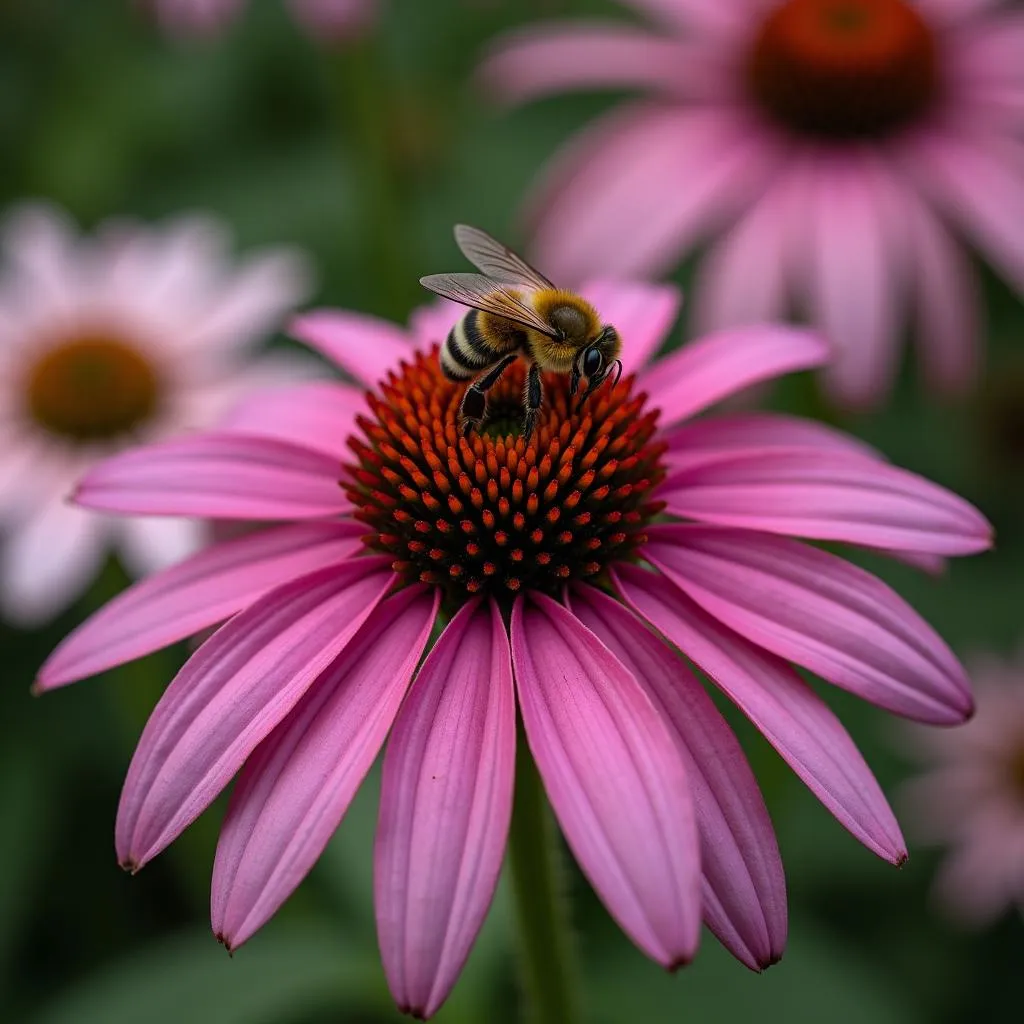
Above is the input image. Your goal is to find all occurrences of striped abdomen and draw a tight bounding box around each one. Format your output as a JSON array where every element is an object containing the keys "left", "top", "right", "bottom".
[{"left": 441, "top": 308, "right": 525, "bottom": 381}]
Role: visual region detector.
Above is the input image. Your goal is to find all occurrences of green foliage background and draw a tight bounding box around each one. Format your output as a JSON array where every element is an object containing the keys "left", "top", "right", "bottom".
[{"left": 1, "top": 1, "right": 1022, "bottom": 1022}]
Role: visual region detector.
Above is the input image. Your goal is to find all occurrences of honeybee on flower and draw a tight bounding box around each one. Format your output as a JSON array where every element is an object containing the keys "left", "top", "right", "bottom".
[{"left": 421, "top": 226, "right": 622, "bottom": 441}]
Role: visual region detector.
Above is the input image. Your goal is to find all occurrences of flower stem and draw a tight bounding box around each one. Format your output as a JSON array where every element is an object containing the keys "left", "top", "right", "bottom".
[
  {"left": 332, "top": 39, "right": 412, "bottom": 317},
  {"left": 508, "top": 720, "right": 581, "bottom": 1024}
]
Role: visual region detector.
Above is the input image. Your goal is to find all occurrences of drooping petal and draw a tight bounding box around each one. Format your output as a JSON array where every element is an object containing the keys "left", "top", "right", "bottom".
[
  {"left": 638, "top": 327, "right": 830, "bottom": 431},
  {"left": 902, "top": 130, "right": 1024, "bottom": 292},
  {"left": 218, "top": 380, "right": 368, "bottom": 459},
  {"left": 72, "top": 433, "right": 350, "bottom": 520},
  {"left": 212, "top": 585, "right": 438, "bottom": 950},
  {"left": 289, "top": 309, "right": 412, "bottom": 388},
  {"left": 579, "top": 279, "right": 681, "bottom": 371},
  {"left": 901, "top": 184, "right": 982, "bottom": 396},
  {"left": 807, "top": 156, "right": 903, "bottom": 408},
  {"left": 658, "top": 450, "right": 992, "bottom": 554},
  {"left": 375, "top": 598, "right": 515, "bottom": 1019},
  {"left": 36, "top": 522, "right": 365, "bottom": 690},
  {"left": 614, "top": 565, "right": 906, "bottom": 863},
  {"left": 693, "top": 164, "right": 799, "bottom": 335},
  {"left": 644, "top": 526, "right": 973, "bottom": 723},
  {"left": 527, "top": 104, "right": 778, "bottom": 282},
  {"left": 511, "top": 592, "right": 701, "bottom": 968},
  {"left": 115, "top": 558, "right": 394, "bottom": 869},
  {"left": 567, "top": 584, "right": 786, "bottom": 970},
  {"left": 480, "top": 23, "right": 702, "bottom": 104}
]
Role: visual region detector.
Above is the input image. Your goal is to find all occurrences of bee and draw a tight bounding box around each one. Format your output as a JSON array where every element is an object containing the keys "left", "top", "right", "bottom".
[{"left": 420, "top": 225, "right": 622, "bottom": 442}]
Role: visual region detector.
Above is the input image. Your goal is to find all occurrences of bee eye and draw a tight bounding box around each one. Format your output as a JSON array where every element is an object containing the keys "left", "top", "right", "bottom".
[{"left": 582, "top": 348, "right": 603, "bottom": 378}]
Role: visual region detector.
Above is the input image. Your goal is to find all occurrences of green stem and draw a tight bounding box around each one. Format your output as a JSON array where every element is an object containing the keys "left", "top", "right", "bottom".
[
  {"left": 333, "top": 38, "right": 411, "bottom": 316},
  {"left": 508, "top": 721, "right": 581, "bottom": 1024}
]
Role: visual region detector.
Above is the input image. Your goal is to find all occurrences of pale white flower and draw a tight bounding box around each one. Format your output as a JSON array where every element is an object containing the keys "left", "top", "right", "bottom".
[{"left": 0, "top": 203, "right": 311, "bottom": 625}]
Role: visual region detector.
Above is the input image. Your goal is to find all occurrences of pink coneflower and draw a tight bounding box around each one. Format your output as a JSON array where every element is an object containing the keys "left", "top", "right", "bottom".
[
  {"left": 39, "top": 281, "right": 989, "bottom": 1017},
  {"left": 481, "top": 0, "right": 1024, "bottom": 406},
  {"left": 900, "top": 650, "right": 1024, "bottom": 927},
  {"left": 0, "top": 203, "right": 309, "bottom": 625},
  {"left": 146, "top": 0, "right": 378, "bottom": 39}
]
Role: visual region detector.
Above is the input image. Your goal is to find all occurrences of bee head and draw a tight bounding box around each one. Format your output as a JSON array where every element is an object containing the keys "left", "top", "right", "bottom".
[
  {"left": 570, "top": 325, "right": 622, "bottom": 408},
  {"left": 549, "top": 304, "right": 589, "bottom": 343}
]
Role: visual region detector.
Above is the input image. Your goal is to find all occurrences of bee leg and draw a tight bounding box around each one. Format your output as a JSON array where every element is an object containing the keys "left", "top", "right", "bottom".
[
  {"left": 574, "top": 362, "right": 621, "bottom": 415},
  {"left": 522, "top": 362, "right": 542, "bottom": 443},
  {"left": 459, "top": 353, "right": 518, "bottom": 436}
]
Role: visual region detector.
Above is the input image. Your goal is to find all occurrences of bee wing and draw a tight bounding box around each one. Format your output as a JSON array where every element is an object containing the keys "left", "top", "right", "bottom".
[
  {"left": 453, "top": 225, "right": 555, "bottom": 290},
  {"left": 419, "top": 272, "right": 557, "bottom": 337}
]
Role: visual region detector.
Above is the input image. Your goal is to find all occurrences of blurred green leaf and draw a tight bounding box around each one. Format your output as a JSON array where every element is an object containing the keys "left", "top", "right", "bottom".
[
  {"left": 588, "top": 918, "right": 921, "bottom": 1024},
  {"left": 30, "top": 924, "right": 386, "bottom": 1024}
]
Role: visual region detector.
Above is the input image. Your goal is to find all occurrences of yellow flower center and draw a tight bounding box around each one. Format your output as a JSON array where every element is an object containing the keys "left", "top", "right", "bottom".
[
  {"left": 25, "top": 336, "right": 162, "bottom": 441},
  {"left": 747, "top": 0, "right": 939, "bottom": 139}
]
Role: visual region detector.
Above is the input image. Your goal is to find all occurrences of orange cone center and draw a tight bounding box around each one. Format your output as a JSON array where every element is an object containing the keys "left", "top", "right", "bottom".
[
  {"left": 346, "top": 346, "right": 666, "bottom": 605},
  {"left": 25, "top": 336, "right": 162, "bottom": 441},
  {"left": 747, "top": 0, "right": 938, "bottom": 139}
]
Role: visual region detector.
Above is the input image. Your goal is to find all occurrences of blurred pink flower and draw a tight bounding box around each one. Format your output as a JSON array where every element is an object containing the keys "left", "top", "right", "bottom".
[
  {"left": 0, "top": 204, "right": 310, "bottom": 625},
  {"left": 482, "top": 0, "right": 1024, "bottom": 406},
  {"left": 39, "top": 283, "right": 989, "bottom": 1016},
  {"left": 900, "top": 650, "right": 1024, "bottom": 927},
  {"left": 147, "top": 0, "right": 378, "bottom": 39}
]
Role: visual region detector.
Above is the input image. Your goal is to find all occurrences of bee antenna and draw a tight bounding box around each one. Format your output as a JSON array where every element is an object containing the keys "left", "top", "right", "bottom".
[{"left": 610, "top": 360, "right": 623, "bottom": 388}]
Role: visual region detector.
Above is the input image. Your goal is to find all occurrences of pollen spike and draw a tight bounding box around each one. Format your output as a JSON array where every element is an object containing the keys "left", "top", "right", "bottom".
[{"left": 345, "top": 346, "right": 661, "bottom": 602}]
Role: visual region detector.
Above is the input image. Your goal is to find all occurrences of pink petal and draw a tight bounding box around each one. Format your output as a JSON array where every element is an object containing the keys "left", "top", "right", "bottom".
[
  {"left": 614, "top": 565, "right": 906, "bottom": 863},
  {"left": 375, "top": 598, "right": 515, "bottom": 1019},
  {"left": 117, "top": 516, "right": 206, "bottom": 577},
  {"left": 526, "top": 105, "right": 777, "bottom": 282},
  {"left": 579, "top": 279, "right": 681, "bottom": 371},
  {"left": 480, "top": 23, "right": 700, "bottom": 105},
  {"left": 73, "top": 433, "right": 350, "bottom": 520},
  {"left": 289, "top": 309, "right": 412, "bottom": 388},
  {"left": 902, "top": 131, "right": 1024, "bottom": 293},
  {"left": 115, "top": 558, "right": 394, "bottom": 869},
  {"left": 808, "top": 156, "right": 903, "bottom": 408},
  {"left": 36, "top": 522, "right": 365, "bottom": 691},
  {"left": 212, "top": 585, "right": 438, "bottom": 950},
  {"left": 639, "top": 327, "right": 830, "bottom": 430},
  {"left": 693, "top": 165, "right": 799, "bottom": 335},
  {"left": 658, "top": 449, "right": 992, "bottom": 554},
  {"left": 567, "top": 584, "right": 786, "bottom": 970},
  {"left": 620, "top": 0, "right": 747, "bottom": 34},
  {"left": 662, "top": 412, "right": 879, "bottom": 471},
  {"left": 407, "top": 300, "right": 462, "bottom": 350},
  {"left": 219, "top": 380, "right": 367, "bottom": 459},
  {"left": 915, "top": 0, "right": 1003, "bottom": 26},
  {"left": 644, "top": 526, "right": 973, "bottom": 724},
  {"left": 0, "top": 500, "right": 108, "bottom": 627},
  {"left": 0, "top": 203, "right": 80, "bottom": 307},
  {"left": 186, "top": 248, "right": 311, "bottom": 353},
  {"left": 511, "top": 592, "right": 701, "bottom": 968},
  {"left": 901, "top": 185, "right": 982, "bottom": 396}
]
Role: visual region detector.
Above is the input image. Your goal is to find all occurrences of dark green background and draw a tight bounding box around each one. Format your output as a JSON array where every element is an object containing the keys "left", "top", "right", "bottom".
[{"left": 2, "top": 1, "right": 1022, "bottom": 1021}]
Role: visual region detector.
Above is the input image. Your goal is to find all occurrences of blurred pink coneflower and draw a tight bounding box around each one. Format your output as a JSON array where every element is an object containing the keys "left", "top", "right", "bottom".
[
  {"left": 39, "top": 282, "right": 990, "bottom": 1017},
  {"left": 147, "top": 0, "right": 378, "bottom": 39},
  {"left": 482, "top": 0, "right": 1024, "bottom": 406},
  {"left": 901, "top": 649, "right": 1024, "bottom": 927},
  {"left": 0, "top": 203, "right": 310, "bottom": 625}
]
